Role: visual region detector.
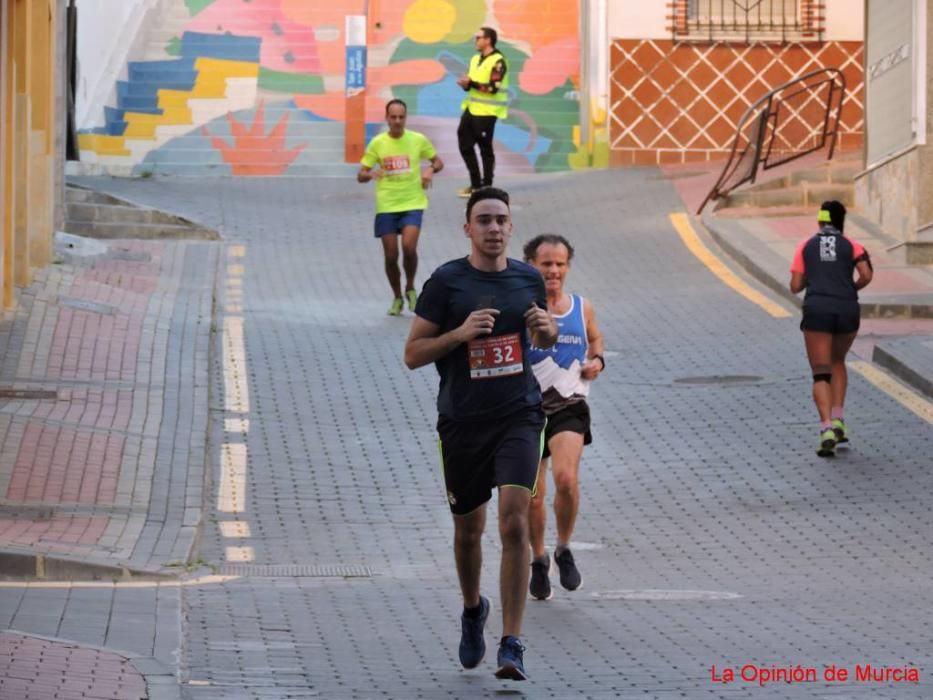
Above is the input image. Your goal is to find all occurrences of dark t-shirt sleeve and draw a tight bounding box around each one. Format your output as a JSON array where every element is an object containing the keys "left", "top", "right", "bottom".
[{"left": 414, "top": 272, "right": 447, "bottom": 326}]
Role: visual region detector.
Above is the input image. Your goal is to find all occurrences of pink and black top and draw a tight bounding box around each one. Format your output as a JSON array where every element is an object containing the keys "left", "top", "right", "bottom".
[{"left": 790, "top": 225, "right": 868, "bottom": 313}]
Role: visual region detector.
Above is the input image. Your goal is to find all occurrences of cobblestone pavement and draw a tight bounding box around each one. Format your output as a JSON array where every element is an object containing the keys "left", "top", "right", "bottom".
[
  {"left": 0, "top": 631, "right": 147, "bottom": 699},
  {"left": 62, "top": 170, "right": 933, "bottom": 699},
  {"left": 0, "top": 238, "right": 216, "bottom": 573}
]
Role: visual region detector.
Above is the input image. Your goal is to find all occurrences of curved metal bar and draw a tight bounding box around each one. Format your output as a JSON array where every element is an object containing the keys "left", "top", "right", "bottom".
[{"left": 697, "top": 67, "right": 846, "bottom": 215}]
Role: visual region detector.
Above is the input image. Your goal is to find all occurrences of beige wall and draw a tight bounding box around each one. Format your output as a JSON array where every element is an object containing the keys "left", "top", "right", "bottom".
[
  {"left": 608, "top": 3, "right": 668, "bottom": 40},
  {"left": 826, "top": 0, "right": 866, "bottom": 40},
  {"left": 855, "top": 0, "right": 932, "bottom": 248},
  {"left": 609, "top": 0, "right": 864, "bottom": 41}
]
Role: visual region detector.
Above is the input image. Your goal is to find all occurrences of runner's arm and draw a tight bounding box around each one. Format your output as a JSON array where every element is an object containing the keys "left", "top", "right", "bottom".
[
  {"left": 854, "top": 259, "right": 873, "bottom": 290},
  {"left": 524, "top": 303, "right": 557, "bottom": 349},
  {"left": 421, "top": 155, "right": 444, "bottom": 188},
  {"left": 357, "top": 164, "right": 380, "bottom": 183},
  {"left": 581, "top": 298, "right": 605, "bottom": 380},
  {"left": 469, "top": 59, "right": 506, "bottom": 94},
  {"left": 789, "top": 271, "right": 806, "bottom": 294},
  {"left": 404, "top": 311, "right": 499, "bottom": 369}
]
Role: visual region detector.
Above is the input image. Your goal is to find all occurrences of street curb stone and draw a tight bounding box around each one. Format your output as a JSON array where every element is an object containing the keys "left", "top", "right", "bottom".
[
  {"left": 873, "top": 338, "right": 933, "bottom": 399},
  {"left": 0, "top": 547, "right": 179, "bottom": 581}
]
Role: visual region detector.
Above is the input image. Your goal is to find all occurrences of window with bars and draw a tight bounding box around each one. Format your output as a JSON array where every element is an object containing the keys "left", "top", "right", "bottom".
[{"left": 673, "top": 0, "right": 823, "bottom": 43}]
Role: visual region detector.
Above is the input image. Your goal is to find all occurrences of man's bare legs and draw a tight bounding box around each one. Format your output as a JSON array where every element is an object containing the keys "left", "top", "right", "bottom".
[
  {"left": 453, "top": 505, "right": 486, "bottom": 608},
  {"left": 498, "top": 486, "right": 531, "bottom": 637}
]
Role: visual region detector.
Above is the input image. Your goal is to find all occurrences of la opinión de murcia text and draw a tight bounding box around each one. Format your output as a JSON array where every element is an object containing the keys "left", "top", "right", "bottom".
[{"left": 710, "top": 664, "right": 920, "bottom": 686}]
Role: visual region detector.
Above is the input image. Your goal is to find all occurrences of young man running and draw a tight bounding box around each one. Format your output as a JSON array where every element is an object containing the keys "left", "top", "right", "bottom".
[
  {"left": 789, "top": 201, "right": 873, "bottom": 456},
  {"left": 358, "top": 99, "right": 444, "bottom": 315},
  {"left": 404, "top": 188, "right": 557, "bottom": 680},
  {"left": 523, "top": 234, "right": 604, "bottom": 600}
]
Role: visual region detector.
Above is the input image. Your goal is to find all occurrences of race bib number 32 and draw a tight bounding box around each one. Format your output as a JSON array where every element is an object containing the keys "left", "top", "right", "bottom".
[{"left": 467, "top": 333, "right": 523, "bottom": 379}]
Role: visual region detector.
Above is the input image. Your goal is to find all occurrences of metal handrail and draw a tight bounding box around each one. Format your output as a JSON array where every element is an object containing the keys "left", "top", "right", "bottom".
[{"left": 697, "top": 67, "right": 846, "bottom": 215}]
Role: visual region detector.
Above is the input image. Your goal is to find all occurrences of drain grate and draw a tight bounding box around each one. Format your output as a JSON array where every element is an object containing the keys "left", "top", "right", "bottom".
[
  {"left": 0, "top": 388, "right": 58, "bottom": 400},
  {"left": 674, "top": 375, "right": 763, "bottom": 385},
  {"left": 59, "top": 297, "right": 117, "bottom": 315},
  {"left": 216, "top": 564, "right": 373, "bottom": 578}
]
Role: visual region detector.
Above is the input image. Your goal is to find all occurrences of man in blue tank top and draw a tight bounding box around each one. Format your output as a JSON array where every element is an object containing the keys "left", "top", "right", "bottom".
[
  {"left": 404, "top": 188, "right": 558, "bottom": 681},
  {"left": 523, "top": 234, "right": 605, "bottom": 601}
]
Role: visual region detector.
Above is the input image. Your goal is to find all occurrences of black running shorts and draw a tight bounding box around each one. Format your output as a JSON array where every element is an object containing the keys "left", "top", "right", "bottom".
[
  {"left": 437, "top": 407, "right": 545, "bottom": 516},
  {"left": 542, "top": 400, "right": 592, "bottom": 459},
  {"left": 800, "top": 309, "right": 860, "bottom": 334}
]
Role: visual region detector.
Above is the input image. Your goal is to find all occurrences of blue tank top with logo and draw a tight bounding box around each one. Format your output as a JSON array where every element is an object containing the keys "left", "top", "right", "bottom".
[{"left": 528, "top": 294, "right": 589, "bottom": 412}]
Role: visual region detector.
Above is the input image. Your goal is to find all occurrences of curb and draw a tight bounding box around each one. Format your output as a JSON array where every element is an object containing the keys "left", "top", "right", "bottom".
[
  {"left": 701, "top": 212, "right": 933, "bottom": 319},
  {"left": 699, "top": 211, "right": 802, "bottom": 308},
  {"left": 0, "top": 547, "right": 180, "bottom": 582},
  {"left": 872, "top": 342, "right": 933, "bottom": 400}
]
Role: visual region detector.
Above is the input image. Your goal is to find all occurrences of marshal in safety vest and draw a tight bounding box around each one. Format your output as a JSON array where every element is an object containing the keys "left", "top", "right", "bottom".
[{"left": 460, "top": 51, "right": 509, "bottom": 119}]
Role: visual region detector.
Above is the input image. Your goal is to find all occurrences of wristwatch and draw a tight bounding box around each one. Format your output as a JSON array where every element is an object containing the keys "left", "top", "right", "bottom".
[{"left": 592, "top": 354, "right": 605, "bottom": 371}]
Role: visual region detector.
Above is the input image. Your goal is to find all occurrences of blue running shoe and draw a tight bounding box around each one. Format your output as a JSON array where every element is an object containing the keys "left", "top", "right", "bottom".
[
  {"left": 459, "top": 596, "right": 490, "bottom": 669},
  {"left": 495, "top": 635, "right": 528, "bottom": 681}
]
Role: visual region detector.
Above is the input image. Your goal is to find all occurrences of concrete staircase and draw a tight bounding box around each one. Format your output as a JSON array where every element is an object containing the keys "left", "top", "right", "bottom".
[
  {"left": 64, "top": 184, "right": 218, "bottom": 239},
  {"left": 75, "top": 0, "right": 348, "bottom": 176},
  {"left": 714, "top": 157, "right": 859, "bottom": 216}
]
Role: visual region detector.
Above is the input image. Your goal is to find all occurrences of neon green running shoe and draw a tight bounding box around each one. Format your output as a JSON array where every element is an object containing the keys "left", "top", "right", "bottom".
[
  {"left": 406, "top": 289, "right": 418, "bottom": 311},
  {"left": 387, "top": 298, "right": 403, "bottom": 316},
  {"left": 831, "top": 418, "right": 848, "bottom": 444},
  {"left": 817, "top": 428, "right": 836, "bottom": 457}
]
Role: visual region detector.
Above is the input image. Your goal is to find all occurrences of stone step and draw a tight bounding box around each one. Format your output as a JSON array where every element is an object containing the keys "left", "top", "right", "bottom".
[
  {"left": 133, "top": 162, "right": 358, "bottom": 177},
  {"left": 721, "top": 182, "right": 855, "bottom": 209},
  {"left": 64, "top": 220, "right": 219, "bottom": 240},
  {"left": 66, "top": 202, "right": 193, "bottom": 226},
  {"left": 64, "top": 186, "right": 127, "bottom": 206}
]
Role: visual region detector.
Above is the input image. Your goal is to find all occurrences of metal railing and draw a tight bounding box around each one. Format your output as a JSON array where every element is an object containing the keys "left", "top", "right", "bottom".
[
  {"left": 697, "top": 67, "right": 846, "bottom": 215},
  {"left": 675, "top": 0, "right": 820, "bottom": 44}
]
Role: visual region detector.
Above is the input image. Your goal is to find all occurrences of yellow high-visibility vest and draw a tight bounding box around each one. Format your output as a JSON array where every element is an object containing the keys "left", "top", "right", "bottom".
[{"left": 460, "top": 51, "right": 509, "bottom": 119}]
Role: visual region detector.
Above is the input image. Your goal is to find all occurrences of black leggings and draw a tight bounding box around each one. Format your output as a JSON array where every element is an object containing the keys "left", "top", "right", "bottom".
[{"left": 457, "top": 111, "right": 497, "bottom": 189}]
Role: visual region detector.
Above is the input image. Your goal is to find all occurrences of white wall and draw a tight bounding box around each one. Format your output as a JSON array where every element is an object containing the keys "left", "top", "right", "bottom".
[
  {"left": 75, "top": 0, "right": 163, "bottom": 129},
  {"left": 825, "top": 0, "right": 865, "bottom": 40},
  {"left": 607, "top": 0, "right": 864, "bottom": 42},
  {"left": 608, "top": 1, "right": 669, "bottom": 40}
]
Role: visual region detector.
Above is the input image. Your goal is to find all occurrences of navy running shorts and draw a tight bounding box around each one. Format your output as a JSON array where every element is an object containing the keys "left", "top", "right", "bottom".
[
  {"left": 542, "top": 400, "right": 592, "bottom": 459},
  {"left": 800, "top": 309, "right": 860, "bottom": 334},
  {"left": 437, "top": 406, "right": 545, "bottom": 516},
  {"left": 374, "top": 209, "right": 423, "bottom": 237}
]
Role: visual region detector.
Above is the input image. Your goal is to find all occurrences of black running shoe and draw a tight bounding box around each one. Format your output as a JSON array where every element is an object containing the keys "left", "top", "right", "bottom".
[
  {"left": 458, "top": 596, "right": 490, "bottom": 669},
  {"left": 495, "top": 636, "right": 528, "bottom": 680},
  {"left": 529, "top": 556, "right": 552, "bottom": 600},
  {"left": 554, "top": 548, "right": 582, "bottom": 591}
]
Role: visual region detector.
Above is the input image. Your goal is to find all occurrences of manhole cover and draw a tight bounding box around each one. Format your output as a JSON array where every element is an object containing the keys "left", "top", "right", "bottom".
[
  {"left": 592, "top": 589, "right": 742, "bottom": 601},
  {"left": 59, "top": 297, "right": 117, "bottom": 315},
  {"left": 0, "top": 388, "right": 58, "bottom": 400},
  {"left": 674, "top": 375, "right": 763, "bottom": 385},
  {"left": 216, "top": 564, "right": 372, "bottom": 578}
]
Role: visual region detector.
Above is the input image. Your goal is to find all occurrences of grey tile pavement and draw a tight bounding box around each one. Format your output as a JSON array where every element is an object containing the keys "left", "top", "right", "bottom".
[{"left": 55, "top": 170, "right": 933, "bottom": 699}]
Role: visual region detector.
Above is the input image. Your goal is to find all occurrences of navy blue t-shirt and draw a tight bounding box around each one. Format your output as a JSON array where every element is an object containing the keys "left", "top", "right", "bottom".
[{"left": 415, "top": 257, "right": 547, "bottom": 421}]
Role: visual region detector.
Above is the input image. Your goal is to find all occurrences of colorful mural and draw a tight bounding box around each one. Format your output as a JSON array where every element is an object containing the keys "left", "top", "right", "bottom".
[{"left": 77, "top": 0, "right": 602, "bottom": 177}]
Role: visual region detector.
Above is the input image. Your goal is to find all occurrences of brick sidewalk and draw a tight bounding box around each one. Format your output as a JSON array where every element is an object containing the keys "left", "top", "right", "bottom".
[
  {"left": 0, "top": 237, "right": 218, "bottom": 576},
  {"left": 0, "top": 631, "right": 147, "bottom": 699}
]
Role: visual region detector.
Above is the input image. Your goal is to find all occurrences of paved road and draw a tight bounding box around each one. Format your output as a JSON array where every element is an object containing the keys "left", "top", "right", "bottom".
[{"left": 63, "top": 169, "right": 933, "bottom": 699}]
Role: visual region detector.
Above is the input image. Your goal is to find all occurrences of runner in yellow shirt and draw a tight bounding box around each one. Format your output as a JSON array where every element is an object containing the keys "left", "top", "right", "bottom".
[{"left": 358, "top": 99, "right": 444, "bottom": 315}]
